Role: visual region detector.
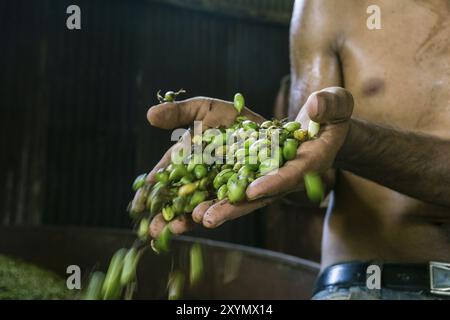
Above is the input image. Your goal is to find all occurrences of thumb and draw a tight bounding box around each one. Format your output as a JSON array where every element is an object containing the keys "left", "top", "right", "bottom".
[{"left": 305, "top": 87, "right": 354, "bottom": 124}]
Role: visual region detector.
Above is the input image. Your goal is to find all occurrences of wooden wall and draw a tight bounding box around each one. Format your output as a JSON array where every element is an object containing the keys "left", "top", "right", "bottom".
[{"left": 0, "top": 0, "right": 297, "bottom": 248}]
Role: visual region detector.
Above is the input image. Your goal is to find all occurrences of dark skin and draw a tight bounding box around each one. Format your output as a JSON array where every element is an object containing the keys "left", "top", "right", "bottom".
[
  {"left": 145, "top": 0, "right": 450, "bottom": 270},
  {"left": 290, "top": 0, "right": 450, "bottom": 268}
]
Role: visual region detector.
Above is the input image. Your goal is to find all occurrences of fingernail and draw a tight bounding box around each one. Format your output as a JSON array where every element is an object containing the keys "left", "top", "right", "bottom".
[
  {"left": 246, "top": 185, "right": 264, "bottom": 201},
  {"left": 204, "top": 219, "right": 216, "bottom": 228},
  {"left": 247, "top": 193, "right": 263, "bottom": 201}
]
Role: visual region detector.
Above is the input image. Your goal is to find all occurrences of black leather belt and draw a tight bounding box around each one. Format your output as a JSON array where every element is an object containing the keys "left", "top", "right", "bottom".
[{"left": 313, "top": 261, "right": 450, "bottom": 298}]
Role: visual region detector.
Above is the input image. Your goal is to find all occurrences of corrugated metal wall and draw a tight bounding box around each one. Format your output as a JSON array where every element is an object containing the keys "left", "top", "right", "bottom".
[{"left": 0, "top": 0, "right": 294, "bottom": 247}]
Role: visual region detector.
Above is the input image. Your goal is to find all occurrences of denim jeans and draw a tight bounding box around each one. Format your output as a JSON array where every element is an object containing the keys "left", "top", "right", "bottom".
[{"left": 312, "top": 286, "right": 447, "bottom": 300}]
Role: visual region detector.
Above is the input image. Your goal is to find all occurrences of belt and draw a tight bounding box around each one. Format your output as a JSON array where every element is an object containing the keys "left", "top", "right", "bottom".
[{"left": 313, "top": 261, "right": 450, "bottom": 297}]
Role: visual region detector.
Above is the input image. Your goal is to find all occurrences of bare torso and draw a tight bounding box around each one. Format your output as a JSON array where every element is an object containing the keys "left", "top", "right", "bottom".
[{"left": 292, "top": 0, "right": 450, "bottom": 269}]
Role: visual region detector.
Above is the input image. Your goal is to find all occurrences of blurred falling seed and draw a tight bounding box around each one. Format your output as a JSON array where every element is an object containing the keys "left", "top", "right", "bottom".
[
  {"left": 190, "top": 243, "right": 204, "bottom": 286},
  {"left": 150, "top": 239, "right": 160, "bottom": 254},
  {"left": 162, "top": 206, "right": 175, "bottom": 221},
  {"left": 150, "top": 198, "right": 164, "bottom": 215},
  {"left": 304, "top": 172, "right": 325, "bottom": 203},
  {"left": 102, "top": 248, "right": 127, "bottom": 300},
  {"left": 130, "top": 185, "right": 151, "bottom": 214},
  {"left": 234, "top": 93, "right": 245, "bottom": 114},
  {"left": 145, "top": 194, "right": 152, "bottom": 211},
  {"left": 150, "top": 181, "right": 167, "bottom": 197},
  {"left": 168, "top": 270, "right": 185, "bottom": 300},
  {"left": 83, "top": 272, "right": 105, "bottom": 300},
  {"left": 154, "top": 225, "right": 172, "bottom": 253},
  {"left": 132, "top": 174, "right": 147, "bottom": 192},
  {"left": 172, "top": 196, "right": 186, "bottom": 215},
  {"left": 308, "top": 121, "right": 321, "bottom": 138},
  {"left": 137, "top": 218, "right": 150, "bottom": 241},
  {"left": 120, "top": 248, "right": 139, "bottom": 286}
]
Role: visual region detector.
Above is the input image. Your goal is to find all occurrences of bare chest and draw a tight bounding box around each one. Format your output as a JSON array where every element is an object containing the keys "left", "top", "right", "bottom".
[{"left": 341, "top": 2, "right": 450, "bottom": 136}]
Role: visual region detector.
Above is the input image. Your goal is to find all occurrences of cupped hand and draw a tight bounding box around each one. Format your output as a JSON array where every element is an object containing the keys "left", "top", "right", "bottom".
[
  {"left": 144, "top": 97, "right": 265, "bottom": 237},
  {"left": 145, "top": 87, "right": 354, "bottom": 238}
]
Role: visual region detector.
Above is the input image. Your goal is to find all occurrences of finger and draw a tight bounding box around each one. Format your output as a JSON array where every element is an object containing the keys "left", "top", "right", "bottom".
[
  {"left": 192, "top": 199, "right": 217, "bottom": 223},
  {"left": 146, "top": 145, "right": 175, "bottom": 183},
  {"left": 149, "top": 213, "right": 166, "bottom": 238},
  {"left": 202, "top": 196, "right": 277, "bottom": 228},
  {"left": 305, "top": 87, "right": 354, "bottom": 124},
  {"left": 246, "top": 158, "right": 311, "bottom": 200},
  {"left": 147, "top": 97, "right": 265, "bottom": 129},
  {"left": 169, "top": 214, "right": 195, "bottom": 235}
]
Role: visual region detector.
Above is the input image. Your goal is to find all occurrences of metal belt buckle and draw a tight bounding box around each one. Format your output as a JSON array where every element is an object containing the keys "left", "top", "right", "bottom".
[{"left": 429, "top": 261, "right": 450, "bottom": 296}]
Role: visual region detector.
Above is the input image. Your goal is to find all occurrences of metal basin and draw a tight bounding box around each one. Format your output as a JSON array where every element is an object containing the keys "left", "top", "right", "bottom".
[{"left": 0, "top": 226, "right": 319, "bottom": 299}]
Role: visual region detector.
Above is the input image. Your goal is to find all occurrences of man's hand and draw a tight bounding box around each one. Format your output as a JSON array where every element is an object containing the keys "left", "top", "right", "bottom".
[
  {"left": 145, "top": 87, "right": 354, "bottom": 238},
  {"left": 144, "top": 97, "right": 265, "bottom": 237}
]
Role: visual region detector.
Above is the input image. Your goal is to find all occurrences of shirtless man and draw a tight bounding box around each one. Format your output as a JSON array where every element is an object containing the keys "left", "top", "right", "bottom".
[{"left": 145, "top": 0, "right": 450, "bottom": 299}]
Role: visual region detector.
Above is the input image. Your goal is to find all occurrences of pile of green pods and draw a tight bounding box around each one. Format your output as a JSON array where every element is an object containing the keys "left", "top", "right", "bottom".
[
  {"left": 129, "top": 95, "right": 317, "bottom": 234},
  {"left": 83, "top": 92, "right": 323, "bottom": 300}
]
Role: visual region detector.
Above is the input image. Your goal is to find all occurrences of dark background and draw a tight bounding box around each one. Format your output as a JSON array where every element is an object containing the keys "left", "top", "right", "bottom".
[{"left": 1, "top": 0, "right": 323, "bottom": 260}]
